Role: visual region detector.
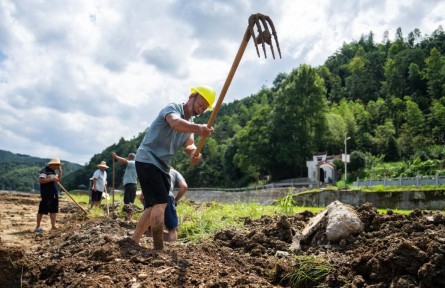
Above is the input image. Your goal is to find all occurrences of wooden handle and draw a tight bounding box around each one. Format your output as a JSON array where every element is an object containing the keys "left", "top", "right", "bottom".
[
  {"left": 57, "top": 182, "right": 88, "bottom": 215},
  {"left": 112, "top": 158, "right": 115, "bottom": 213},
  {"left": 190, "top": 28, "right": 251, "bottom": 166}
]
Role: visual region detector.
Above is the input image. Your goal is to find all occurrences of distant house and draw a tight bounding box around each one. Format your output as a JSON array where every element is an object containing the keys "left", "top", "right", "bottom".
[{"left": 306, "top": 153, "right": 342, "bottom": 184}]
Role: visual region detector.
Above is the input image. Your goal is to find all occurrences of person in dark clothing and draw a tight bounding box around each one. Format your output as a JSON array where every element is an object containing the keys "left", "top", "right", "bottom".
[
  {"left": 35, "top": 158, "right": 63, "bottom": 232},
  {"left": 112, "top": 152, "right": 138, "bottom": 219}
]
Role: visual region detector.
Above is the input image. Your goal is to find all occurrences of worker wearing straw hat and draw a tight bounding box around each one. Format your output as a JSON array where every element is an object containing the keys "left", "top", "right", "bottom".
[
  {"left": 90, "top": 161, "right": 109, "bottom": 209},
  {"left": 35, "top": 158, "right": 63, "bottom": 232}
]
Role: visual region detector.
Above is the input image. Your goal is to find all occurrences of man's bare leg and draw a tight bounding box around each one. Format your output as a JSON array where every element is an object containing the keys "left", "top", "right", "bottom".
[
  {"left": 131, "top": 208, "right": 152, "bottom": 244},
  {"left": 167, "top": 228, "right": 178, "bottom": 242},
  {"left": 150, "top": 204, "right": 167, "bottom": 250},
  {"left": 36, "top": 213, "right": 43, "bottom": 229},
  {"left": 50, "top": 213, "right": 57, "bottom": 230}
]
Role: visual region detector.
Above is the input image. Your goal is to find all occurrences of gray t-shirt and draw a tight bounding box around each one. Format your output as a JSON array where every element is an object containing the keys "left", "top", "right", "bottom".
[
  {"left": 123, "top": 160, "right": 137, "bottom": 185},
  {"left": 169, "top": 168, "right": 185, "bottom": 197},
  {"left": 136, "top": 103, "right": 194, "bottom": 173}
]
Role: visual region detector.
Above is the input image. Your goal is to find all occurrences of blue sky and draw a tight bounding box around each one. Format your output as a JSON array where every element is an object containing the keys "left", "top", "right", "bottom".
[{"left": 0, "top": 0, "right": 444, "bottom": 165}]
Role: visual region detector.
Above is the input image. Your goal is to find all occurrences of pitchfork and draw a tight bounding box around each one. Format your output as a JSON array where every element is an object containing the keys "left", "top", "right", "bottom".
[{"left": 191, "top": 13, "right": 281, "bottom": 165}]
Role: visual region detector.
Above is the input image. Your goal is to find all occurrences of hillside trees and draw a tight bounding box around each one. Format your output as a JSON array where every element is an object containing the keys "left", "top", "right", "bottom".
[
  {"left": 430, "top": 98, "right": 445, "bottom": 144},
  {"left": 0, "top": 150, "right": 82, "bottom": 192},
  {"left": 233, "top": 104, "right": 273, "bottom": 182},
  {"left": 424, "top": 47, "right": 445, "bottom": 99},
  {"left": 269, "top": 65, "right": 328, "bottom": 179},
  {"left": 150, "top": 27, "right": 445, "bottom": 186},
  {"left": 58, "top": 26, "right": 445, "bottom": 190}
]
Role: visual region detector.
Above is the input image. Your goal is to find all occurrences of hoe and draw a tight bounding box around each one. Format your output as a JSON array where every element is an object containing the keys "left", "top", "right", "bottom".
[{"left": 191, "top": 13, "right": 281, "bottom": 165}]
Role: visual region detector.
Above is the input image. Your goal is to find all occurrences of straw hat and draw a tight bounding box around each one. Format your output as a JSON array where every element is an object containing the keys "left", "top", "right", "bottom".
[
  {"left": 97, "top": 161, "right": 109, "bottom": 169},
  {"left": 47, "top": 158, "right": 63, "bottom": 165}
]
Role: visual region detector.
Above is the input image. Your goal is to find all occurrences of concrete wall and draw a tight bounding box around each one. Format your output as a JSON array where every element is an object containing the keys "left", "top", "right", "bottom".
[
  {"left": 183, "top": 188, "right": 295, "bottom": 205},
  {"left": 183, "top": 188, "right": 445, "bottom": 210},
  {"left": 294, "top": 190, "right": 445, "bottom": 210}
]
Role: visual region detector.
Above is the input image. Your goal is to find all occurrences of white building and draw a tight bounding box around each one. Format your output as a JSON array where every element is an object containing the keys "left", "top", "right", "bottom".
[{"left": 306, "top": 152, "right": 340, "bottom": 184}]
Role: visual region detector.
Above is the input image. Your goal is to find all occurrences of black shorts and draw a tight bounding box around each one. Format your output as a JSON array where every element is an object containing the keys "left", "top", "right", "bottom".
[
  {"left": 38, "top": 191, "right": 59, "bottom": 214},
  {"left": 91, "top": 190, "right": 103, "bottom": 202},
  {"left": 123, "top": 183, "right": 137, "bottom": 204},
  {"left": 136, "top": 161, "right": 170, "bottom": 208}
]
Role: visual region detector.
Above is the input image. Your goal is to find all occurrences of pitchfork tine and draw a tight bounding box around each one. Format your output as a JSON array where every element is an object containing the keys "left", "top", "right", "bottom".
[
  {"left": 191, "top": 12, "right": 281, "bottom": 166},
  {"left": 265, "top": 16, "right": 282, "bottom": 59},
  {"left": 254, "top": 16, "right": 268, "bottom": 58},
  {"left": 258, "top": 17, "right": 275, "bottom": 59},
  {"left": 248, "top": 15, "right": 261, "bottom": 58}
]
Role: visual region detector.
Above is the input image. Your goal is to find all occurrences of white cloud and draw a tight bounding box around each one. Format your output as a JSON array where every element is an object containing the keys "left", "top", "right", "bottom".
[{"left": 0, "top": 0, "right": 443, "bottom": 164}]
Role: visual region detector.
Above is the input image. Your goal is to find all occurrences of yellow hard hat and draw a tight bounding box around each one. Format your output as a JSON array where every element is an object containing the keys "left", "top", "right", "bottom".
[{"left": 191, "top": 85, "right": 216, "bottom": 111}]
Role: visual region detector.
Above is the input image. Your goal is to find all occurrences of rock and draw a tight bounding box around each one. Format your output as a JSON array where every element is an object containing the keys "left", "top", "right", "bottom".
[
  {"left": 291, "top": 200, "right": 364, "bottom": 251},
  {"left": 290, "top": 209, "right": 328, "bottom": 252},
  {"left": 275, "top": 250, "right": 290, "bottom": 257},
  {"left": 325, "top": 201, "right": 363, "bottom": 242},
  {"left": 137, "top": 273, "right": 148, "bottom": 279}
]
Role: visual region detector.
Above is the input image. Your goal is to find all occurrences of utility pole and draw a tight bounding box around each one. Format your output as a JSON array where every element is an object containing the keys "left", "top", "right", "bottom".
[{"left": 344, "top": 134, "right": 351, "bottom": 188}]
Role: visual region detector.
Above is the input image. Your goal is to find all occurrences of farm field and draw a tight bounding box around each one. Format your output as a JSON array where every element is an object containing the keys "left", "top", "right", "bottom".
[{"left": 1, "top": 191, "right": 444, "bottom": 287}]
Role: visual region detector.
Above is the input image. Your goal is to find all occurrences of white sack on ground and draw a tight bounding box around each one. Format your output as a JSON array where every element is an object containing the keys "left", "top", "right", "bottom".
[{"left": 325, "top": 200, "right": 363, "bottom": 242}]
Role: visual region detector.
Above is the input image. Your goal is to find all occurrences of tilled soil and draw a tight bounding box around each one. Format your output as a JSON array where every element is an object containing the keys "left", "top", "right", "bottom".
[{"left": 1, "top": 192, "right": 444, "bottom": 287}]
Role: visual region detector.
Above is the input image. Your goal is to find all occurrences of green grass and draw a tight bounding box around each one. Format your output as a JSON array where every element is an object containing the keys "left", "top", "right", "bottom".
[
  {"left": 282, "top": 256, "right": 333, "bottom": 288},
  {"left": 357, "top": 184, "right": 445, "bottom": 192},
  {"left": 61, "top": 190, "right": 145, "bottom": 217},
  {"left": 376, "top": 208, "right": 412, "bottom": 215},
  {"left": 63, "top": 190, "right": 418, "bottom": 243},
  {"left": 177, "top": 200, "right": 324, "bottom": 242},
  {"left": 299, "top": 184, "right": 445, "bottom": 194},
  {"left": 63, "top": 191, "right": 324, "bottom": 242}
]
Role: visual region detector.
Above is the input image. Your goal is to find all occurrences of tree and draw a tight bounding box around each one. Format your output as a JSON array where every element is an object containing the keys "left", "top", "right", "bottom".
[
  {"left": 405, "top": 97, "right": 426, "bottom": 135},
  {"left": 325, "top": 112, "right": 346, "bottom": 153},
  {"left": 429, "top": 98, "right": 445, "bottom": 144},
  {"left": 233, "top": 105, "right": 272, "bottom": 181},
  {"left": 382, "top": 57, "right": 404, "bottom": 98},
  {"left": 407, "top": 28, "right": 422, "bottom": 48},
  {"left": 424, "top": 47, "right": 445, "bottom": 99},
  {"left": 373, "top": 119, "right": 399, "bottom": 161},
  {"left": 408, "top": 62, "right": 428, "bottom": 110},
  {"left": 397, "top": 97, "right": 430, "bottom": 159},
  {"left": 345, "top": 52, "right": 367, "bottom": 100},
  {"left": 270, "top": 65, "right": 328, "bottom": 179},
  {"left": 348, "top": 150, "right": 367, "bottom": 179}
]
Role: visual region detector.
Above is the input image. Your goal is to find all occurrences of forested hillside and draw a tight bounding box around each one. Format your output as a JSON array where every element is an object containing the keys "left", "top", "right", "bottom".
[
  {"left": 61, "top": 26, "right": 445, "bottom": 190},
  {"left": 0, "top": 150, "right": 82, "bottom": 191},
  {"left": 61, "top": 133, "right": 145, "bottom": 191}
]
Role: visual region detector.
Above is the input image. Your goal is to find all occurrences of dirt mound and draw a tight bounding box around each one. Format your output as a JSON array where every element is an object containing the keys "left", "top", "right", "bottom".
[
  {"left": 4, "top": 217, "right": 279, "bottom": 287},
  {"left": 214, "top": 204, "right": 445, "bottom": 287},
  {"left": 1, "top": 192, "right": 444, "bottom": 287}
]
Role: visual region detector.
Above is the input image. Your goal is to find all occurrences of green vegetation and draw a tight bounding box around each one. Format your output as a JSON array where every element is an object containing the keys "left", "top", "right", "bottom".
[
  {"left": 64, "top": 192, "right": 324, "bottom": 242},
  {"left": 376, "top": 208, "right": 411, "bottom": 215},
  {"left": 0, "top": 149, "right": 82, "bottom": 192},
  {"left": 63, "top": 26, "right": 445, "bottom": 190},
  {"left": 178, "top": 200, "right": 323, "bottom": 242},
  {"left": 66, "top": 190, "right": 92, "bottom": 205},
  {"left": 282, "top": 256, "right": 333, "bottom": 288},
  {"left": 4, "top": 27, "right": 445, "bottom": 192},
  {"left": 63, "top": 190, "right": 145, "bottom": 218},
  {"left": 275, "top": 191, "right": 297, "bottom": 215}
]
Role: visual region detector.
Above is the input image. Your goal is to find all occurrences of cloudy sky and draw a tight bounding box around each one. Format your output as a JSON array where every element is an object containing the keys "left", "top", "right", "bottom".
[{"left": 1, "top": 0, "right": 444, "bottom": 165}]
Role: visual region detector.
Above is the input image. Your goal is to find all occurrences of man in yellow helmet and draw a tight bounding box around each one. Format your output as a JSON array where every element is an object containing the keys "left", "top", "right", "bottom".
[{"left": 131, "top": 85, "right": 215, "bottom": 250}]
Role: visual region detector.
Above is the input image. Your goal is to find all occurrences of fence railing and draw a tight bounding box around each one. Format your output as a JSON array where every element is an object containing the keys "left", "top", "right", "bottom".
[
  {"left": 185, "top": 178, "right": 317, "bottom": 193},
  {"left": 353, "top": 174, "right": 445, "bottom": 187}
]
